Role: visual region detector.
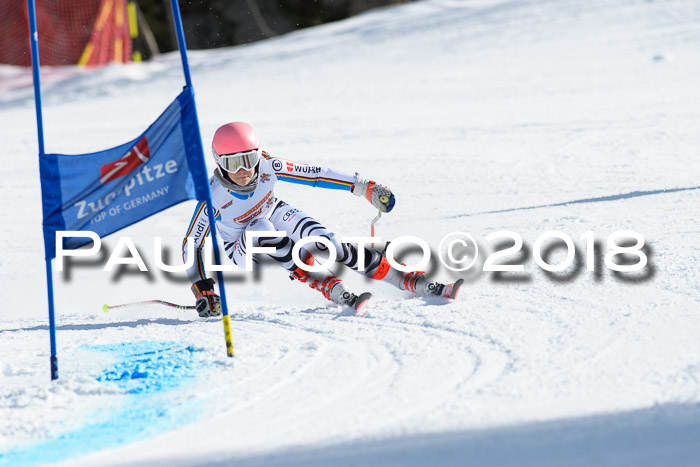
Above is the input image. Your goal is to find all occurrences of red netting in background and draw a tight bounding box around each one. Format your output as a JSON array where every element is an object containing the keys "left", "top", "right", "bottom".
[{"left": 0, "top": 0, "right": 131, "bottom": 67}]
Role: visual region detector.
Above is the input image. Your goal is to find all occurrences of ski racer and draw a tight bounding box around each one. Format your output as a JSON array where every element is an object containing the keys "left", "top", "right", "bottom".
[{"left": 182, "top": 122, "right": 463, "bottom": 317}]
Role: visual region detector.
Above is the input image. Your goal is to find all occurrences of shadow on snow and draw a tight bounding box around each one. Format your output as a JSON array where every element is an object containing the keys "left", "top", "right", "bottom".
[{"left": 158, "top": 401, "right": 700, "bottom": 467}]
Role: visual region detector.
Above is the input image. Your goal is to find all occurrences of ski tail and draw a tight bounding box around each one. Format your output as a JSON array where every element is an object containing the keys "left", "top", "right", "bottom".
[
  {"left": 353, "top": 292, "right": 372, "bottom": 314},
  {"left": 441, "top": 278, "right": 464, "bottom": 300}
]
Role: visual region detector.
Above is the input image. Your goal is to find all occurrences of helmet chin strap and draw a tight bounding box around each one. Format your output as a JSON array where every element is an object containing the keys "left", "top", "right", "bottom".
[{"left": 214, "top": 164, "right": 259, "bottom": 194}]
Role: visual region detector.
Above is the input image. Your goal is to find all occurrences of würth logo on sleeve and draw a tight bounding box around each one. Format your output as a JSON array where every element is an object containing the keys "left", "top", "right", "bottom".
[
  {"left": 286, "top": 161, "right": 294, "bottom": 172},
  {"left": 100, "top": 136, "right": 151, "bottom": 184}
]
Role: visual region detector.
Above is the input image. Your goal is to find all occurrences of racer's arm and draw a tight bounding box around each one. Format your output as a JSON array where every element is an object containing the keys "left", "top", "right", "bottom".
[
  {"left": 264, "top": 151, "right": 356, "bottom": 192},
  {"left": 182, "top": 201, "right": 221, "bottom": 317},
  {"left": 264, "top": 151, "right": 395, "bottom": 212},
  {"left": 182, "top": 200, "right": 210, "bottom": 284}
]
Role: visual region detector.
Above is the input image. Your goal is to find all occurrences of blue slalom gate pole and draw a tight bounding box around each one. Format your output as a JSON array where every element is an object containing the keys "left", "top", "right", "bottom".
[
  {"left": 27, "top": 0, "right": 59, "bottom": 380},
  {"left": 170, "top": 0, "right": 234, "bottom": 357}
]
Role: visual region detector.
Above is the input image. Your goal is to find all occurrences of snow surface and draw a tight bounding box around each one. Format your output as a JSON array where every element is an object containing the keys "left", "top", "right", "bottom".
[{"left": 1, "top": 0, "right": 700, "bottom": 465}]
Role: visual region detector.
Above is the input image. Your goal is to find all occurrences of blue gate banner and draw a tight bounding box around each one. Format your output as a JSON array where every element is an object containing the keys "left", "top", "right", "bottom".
[{"left": 40, "top": 88, "right": 205, "bottom": 259}]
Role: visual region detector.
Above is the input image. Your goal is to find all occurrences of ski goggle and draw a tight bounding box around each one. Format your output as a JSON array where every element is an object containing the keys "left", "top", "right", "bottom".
[{"left": 214, "top": 148, "right": 260, "bottom": 173}]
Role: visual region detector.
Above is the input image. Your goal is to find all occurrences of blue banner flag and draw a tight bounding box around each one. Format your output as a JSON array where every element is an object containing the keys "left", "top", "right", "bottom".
[
  {"left": 39, "top": 87, "right": 207, "bottom": 260},
  {"left": 30, "top": 0, "right": 232, "bottom": 380}
]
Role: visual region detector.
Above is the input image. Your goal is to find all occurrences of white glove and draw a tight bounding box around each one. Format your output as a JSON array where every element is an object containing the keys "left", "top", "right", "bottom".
[{"left": 352, "top": 175, "right": 396, "bottom": 213}]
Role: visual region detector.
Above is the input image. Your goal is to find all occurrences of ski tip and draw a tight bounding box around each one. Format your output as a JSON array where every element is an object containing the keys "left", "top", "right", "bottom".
[
  {"left": 102, "top": 304, "right": 110, "bottom": 313},
  {"left": 450, "top": 279, "right": 464, "bottom": 300},
  {"left": 354, "top": 292, "right": 372, "bottom": 314}
]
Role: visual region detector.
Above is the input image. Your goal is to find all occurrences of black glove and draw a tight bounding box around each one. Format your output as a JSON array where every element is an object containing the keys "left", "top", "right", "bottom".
[{"left": 191, "top": 278, "right": 222, "bottom": 318}]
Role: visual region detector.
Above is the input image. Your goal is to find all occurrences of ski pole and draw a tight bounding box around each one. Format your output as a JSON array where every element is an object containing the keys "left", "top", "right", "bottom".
[
  {"left": 371, "top": 209, "right": 382, "bottom": 248},
  {"left": 102, "top": 300, "right": 196, "bottom": 312}
]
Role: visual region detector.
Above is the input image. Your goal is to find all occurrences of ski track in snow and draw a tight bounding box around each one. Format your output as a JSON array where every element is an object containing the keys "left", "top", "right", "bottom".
[{"left": 1, "top": 0, "right": 700, "bottom": 465}]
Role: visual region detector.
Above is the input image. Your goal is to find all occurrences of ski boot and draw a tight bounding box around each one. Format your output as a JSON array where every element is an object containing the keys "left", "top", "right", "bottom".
[
  {"left": 402, "top": 270, "right": 464, "bottom": 299},
  {"left": 425, "top": 278, "right": 464, "bottom": 299},
  {"left": 371, "top": 248, "right": 464, "bottom": 300},
  {"left": 291, "top": 252, "right": 372, "bottom": 313},
  {"left": 336, "top": 290, "right": 373, "bottom": 314}
]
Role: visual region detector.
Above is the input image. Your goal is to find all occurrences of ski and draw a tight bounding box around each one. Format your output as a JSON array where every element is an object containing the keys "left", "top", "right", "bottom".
[
  {"left": 102, "top": 300, "right": 196, "bottom": 312},
  {"left": 352, "top": 292, "right": 372, "bottom": 315},
  {"left": 441, "top": 279, "right": 464, "bottom": 299}
]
